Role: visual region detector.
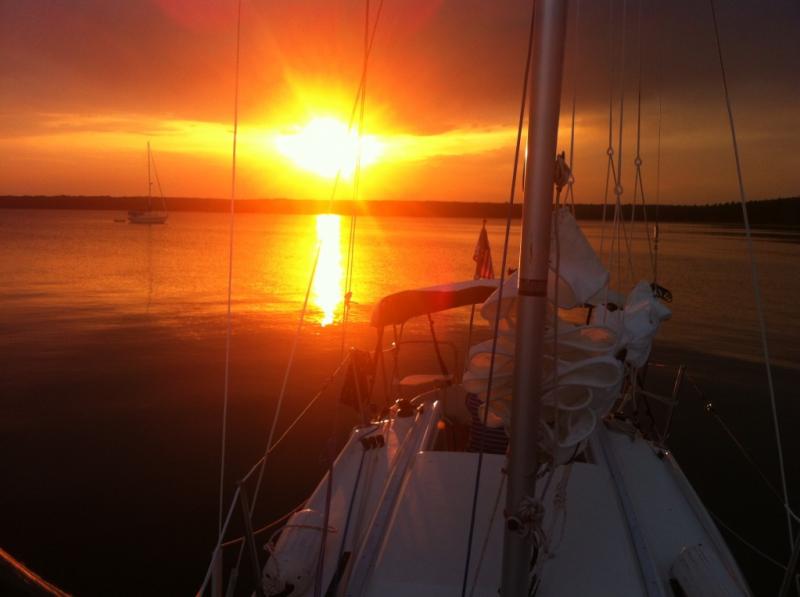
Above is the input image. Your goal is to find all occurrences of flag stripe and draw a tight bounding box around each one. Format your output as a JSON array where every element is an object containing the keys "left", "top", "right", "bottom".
[{"left": 472, "top": 223, "right": 494, "bottom": 280}]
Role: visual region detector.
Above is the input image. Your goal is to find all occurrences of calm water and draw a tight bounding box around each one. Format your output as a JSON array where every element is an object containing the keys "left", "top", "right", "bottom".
[{"left": 1, "top": 209, "right": 798, "bottom": 595}]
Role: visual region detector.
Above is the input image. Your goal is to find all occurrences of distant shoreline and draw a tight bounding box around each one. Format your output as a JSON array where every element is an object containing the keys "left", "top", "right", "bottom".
[{"left": 1, "top": 195, "right": 798, "bottom": 227}]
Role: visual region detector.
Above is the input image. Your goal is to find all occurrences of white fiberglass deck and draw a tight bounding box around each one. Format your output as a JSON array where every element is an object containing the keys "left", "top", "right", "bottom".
[
  {"left": 360, "top": 425, "right": 748, "bottom": 596},
  {"left": 265, "top": 400, "right": 748, "bottom": 596},
  {"left": 364, "top": 451, "right": 647, "bottom": 596}
]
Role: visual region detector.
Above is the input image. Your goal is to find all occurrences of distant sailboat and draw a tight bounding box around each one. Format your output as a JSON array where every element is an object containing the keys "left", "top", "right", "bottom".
[{"left": 128, "top": 142, "right": 168, "bottom": 225}]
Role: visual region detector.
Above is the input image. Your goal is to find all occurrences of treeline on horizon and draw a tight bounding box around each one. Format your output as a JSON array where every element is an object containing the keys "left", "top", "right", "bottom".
[{"left": 2, "top": 195, "right": 799, "bottom": 227}]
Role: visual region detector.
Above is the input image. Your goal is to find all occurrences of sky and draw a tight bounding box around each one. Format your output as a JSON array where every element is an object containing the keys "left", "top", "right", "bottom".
[{"left": 1, "top": 0, "right": 799, "bottom": 204}]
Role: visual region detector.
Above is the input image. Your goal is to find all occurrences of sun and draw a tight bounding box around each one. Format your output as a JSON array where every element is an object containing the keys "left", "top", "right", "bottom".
[{"left": 274, "top": 116, "right": 382, "bottom": 180}]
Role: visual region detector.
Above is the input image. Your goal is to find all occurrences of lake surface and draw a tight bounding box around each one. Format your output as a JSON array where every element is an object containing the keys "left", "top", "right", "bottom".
[{"left": 1, "top": 209, "right": 798, "bottom": 595}]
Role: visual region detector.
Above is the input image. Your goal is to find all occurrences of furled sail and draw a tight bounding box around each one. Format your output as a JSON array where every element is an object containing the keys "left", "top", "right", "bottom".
[{"left": 463, "top": 208, "right": 671, "bottom": 463}]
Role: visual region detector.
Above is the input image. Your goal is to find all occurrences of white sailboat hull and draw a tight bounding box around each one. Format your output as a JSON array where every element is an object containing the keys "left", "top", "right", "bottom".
[
  {"left": 127, "top": 210, "right": 168, "bottom": 224},
  {"left": 262, "top": 388, "right": 750, "bottom": 596}
]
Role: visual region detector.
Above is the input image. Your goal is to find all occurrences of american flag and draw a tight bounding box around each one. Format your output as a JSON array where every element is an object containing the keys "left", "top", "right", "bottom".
[{"left": 472, "top": 220, "right": 494, "bottom": 279}]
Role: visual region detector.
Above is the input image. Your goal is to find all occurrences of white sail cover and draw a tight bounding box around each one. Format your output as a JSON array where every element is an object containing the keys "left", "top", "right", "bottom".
[
  {"left": 590, "top": 280, "right": 672, "bottom": 368},
  {"left": 549, "top": 207, "right": 609, "bottom": 308},
  {"left": 464, "top": 209, "right": 670, "bottom": 463}
]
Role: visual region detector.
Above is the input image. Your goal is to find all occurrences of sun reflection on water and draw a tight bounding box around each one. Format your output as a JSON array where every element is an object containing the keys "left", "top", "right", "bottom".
[{"left": 314, "top": 214, "right": 343, "bottom": 326}]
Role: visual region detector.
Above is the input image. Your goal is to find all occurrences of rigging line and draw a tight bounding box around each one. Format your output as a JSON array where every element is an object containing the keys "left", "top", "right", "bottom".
[
  {"left": 341, "top": 212, "right": 356, "bottom": 357},
  {"left": 253, "top": 355, "right": 352, "bottom": 477},
  {"left": 605, "top": 154, "right": 635, "bottom": 290},
  {"left": 314, "top": 230, "right": 362, "bottom": 597},
  {"left": 231, "top": 355, "right": 352, "bottom": 485},
  {"left": 635, "top": 169, "right": 655, "bottom": 278},
  {"left": 349, "top": 429, "right": 380, "bottom": 548},
  {"left": 617, "top": 199, "right": 636, "bottom": 284},
  {"left": 599, "top": 0, "right": 634, "bottom": 289},
  {"left": 712, "top": 410, "right": 800, "bottom": 524},
  {"left": 708, "top": 0, "right": 795, "bottom": 556},
  {"left": 613, "top": 0, "right": 632, "bottom": 286},
  {"left": 686, "top": 374, "right": 800, "bottom": 524},
  {"left": 607, "top": 171, "right": 622, "bottom": 293},
  {"left": 345, "top": 0, "right": 372, "bottom": 305},
  {"left": 240, "top": 0, "right": 385, "bottom": 552},
  {"left": 565, "top": 0, "right": 581, "bottom": 213},
  {"left": 599, "top": 0, "right": 617, "bottom": 261},
  {"left": 226, "top": 356, "right": 352, "bottom": 596},
  {"left": 220, "top": 499, "right": 306, "bottom": 549},
  {"left": 327, "top": 424, "right": 381, "bottom": 596},
  {"left": 468, "top": 472, "right": 507, "bottom": 597},
  {"left": 326, "top": 0, "right": 386, "bottom": 209},
  {"left": 600, "top": 152, "right": 614, "bottom": 272},
  {"left": 603, "top": 129, "right": 636, "bottom": 289},
  {"left": 196, "top": 485, "right": 242, "bottom": 597},
  {"left": 223, "top": 246, "right": 323, "bottom": 594},
  {"left": 146, "top": 142, "right": 153, "bottom": 209},
  {"left": 250, "top": 245, "right": 322, "bottom": 513},
  {"left": 208, "top": 0, "right": 386, "bottom": 590},
  {"left": 337, "top": 0, "right": 386, "bottom": 363},
  {"left": 603, "top": 0, "right": 635, "bottom": 285},
  {"left": 567, "top": 0, "right": 581, "bottom": 215},
  {"left": 618, "top": 219, "right": 623, "bottom": 290},
  {"left": 631, "top": 0, "right": 655, "bottom": 280},
  {"left": 215, "top": 249, "right": 324, "bottom": 596},
  {"left": 614, "top": 0, "right": 627, "bottom": 198},
  {"left": 536, "top": 182, "right": 568, "bottom": 546},
  {"left": 315, "top": 447, "right": 335, "bottom": 597},
  {"left": 218, "top": 0, "right": 243, "bottom": 538},
  {"left": 549, "top": 462, "right": 574, "bottom": 551},
  {"left": 150, "top": 151, "right": 167, "bottom": 211},
  {"left": 629, "top": 0, "right": 641, "bottom": 251},
  {"left": 710, "top": 511, "right": 788, "bottom": 572},
  {"left": 652, "top": 0, "right": 663, "bottom": 284},
  {"left": 460, "top": 2, "right": 536, "bottom": 595},
  {"left": 551, "top": 178, "right": 565, "bottom": 478},
  {"left": 599, "top": 155, "right": 616, "bottom": 315},
  {"left": 322, "top": 4, "right": 376, "bottom": 592},
  {"left": 314, "top": 356, "right": 351, "bottom": 597},
  {"left": 341, "top": 0, "right": 371, "bottom": 353}
]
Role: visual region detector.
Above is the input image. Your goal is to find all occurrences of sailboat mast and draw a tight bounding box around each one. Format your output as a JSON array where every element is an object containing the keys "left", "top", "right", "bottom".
[
  {"left": 500, "top": 0, "right": 568, "bottom": 595},
  {"left": 147, "top": 141, "right": 152, "bottom": 212}
]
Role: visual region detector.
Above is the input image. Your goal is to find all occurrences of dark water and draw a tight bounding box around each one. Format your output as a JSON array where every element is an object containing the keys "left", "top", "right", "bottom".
[{"left": 1, "top": 209, "right": 798, "bottom": 595}]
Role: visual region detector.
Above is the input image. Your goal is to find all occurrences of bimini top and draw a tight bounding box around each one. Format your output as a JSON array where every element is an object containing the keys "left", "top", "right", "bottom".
[{"left": 370, "top": 279, "right": 500, "bottom": 328}]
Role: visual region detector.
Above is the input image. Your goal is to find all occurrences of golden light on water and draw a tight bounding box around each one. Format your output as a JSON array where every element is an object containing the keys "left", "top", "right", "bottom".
[
  {"left": 274, "top": 117, "right": 383, "bottom": 180},
  {"left": 314, "top": 214, "right": 344, "bottom": 326}
]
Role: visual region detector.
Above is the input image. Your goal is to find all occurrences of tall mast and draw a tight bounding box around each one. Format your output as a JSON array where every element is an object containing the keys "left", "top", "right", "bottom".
[
  {"left": 147, "top": 141, "right": 152, "bottom": 212},
  {"left": 500, "top": 0, "right": 568, "bottom": 595}
]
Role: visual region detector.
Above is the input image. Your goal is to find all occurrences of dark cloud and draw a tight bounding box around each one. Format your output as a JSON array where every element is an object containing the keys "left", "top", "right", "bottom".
[{"left": 1, "top": 0, "right": 799, "bottom": 201}]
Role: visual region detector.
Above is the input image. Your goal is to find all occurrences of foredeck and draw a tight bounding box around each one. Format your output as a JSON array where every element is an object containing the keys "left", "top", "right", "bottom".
[
  {"left": 364, "top": 451, "right": 647, "bottom": 596},
  {"left": 359, "top": 423, "right": 749, "bottom": 596},
  {"left": 265, "top": 397, "right": 749, "bottom": 596}
]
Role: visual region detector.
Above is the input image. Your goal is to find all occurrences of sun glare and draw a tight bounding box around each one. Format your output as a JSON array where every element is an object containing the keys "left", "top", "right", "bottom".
[
  {"left": 275, "top": 117, "right": 382, "bottom": 180},
  {"left": 313, "top": 214, "right": 343, "bottom": 326}
]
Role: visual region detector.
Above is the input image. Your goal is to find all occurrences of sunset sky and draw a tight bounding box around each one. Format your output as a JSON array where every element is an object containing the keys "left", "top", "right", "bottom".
[{"left": 1, "top": 0, "right": 799, "bottom": 204}]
